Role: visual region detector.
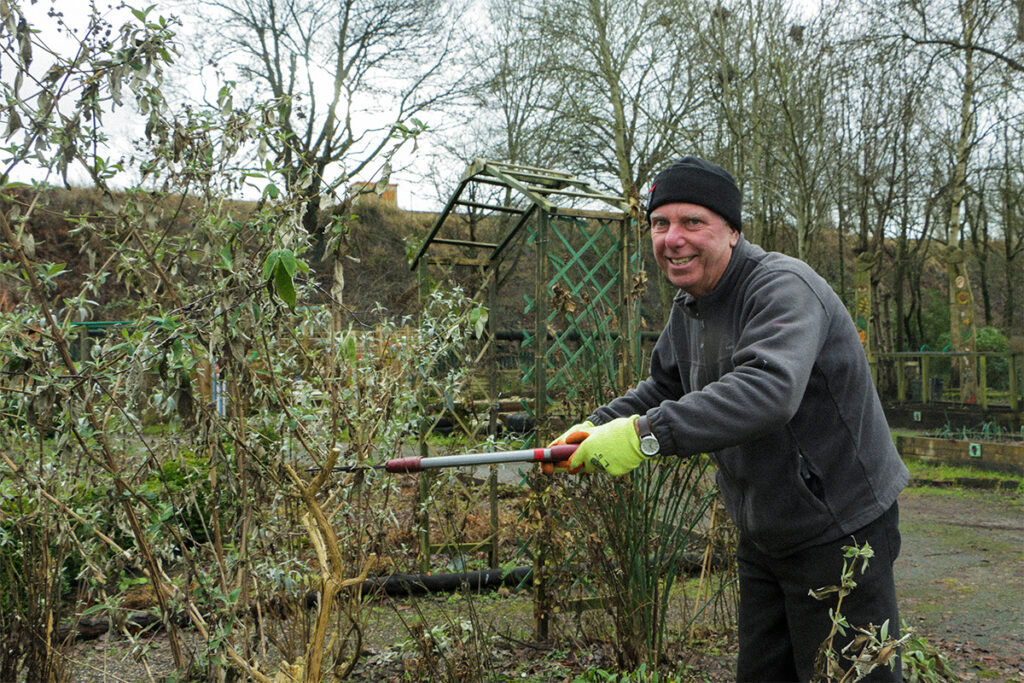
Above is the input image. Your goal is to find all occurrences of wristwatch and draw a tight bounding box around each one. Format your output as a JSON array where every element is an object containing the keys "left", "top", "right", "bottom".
[{"left": 636, "top": 415, "right": 660, "bottom": 457}]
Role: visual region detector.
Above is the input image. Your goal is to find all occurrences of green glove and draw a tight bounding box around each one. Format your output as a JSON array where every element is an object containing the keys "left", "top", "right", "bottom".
[
  {"left": 567, "top": 416, "right": 647, "bottom": 476},
  {"left": 549, "top": 420, "right": 595, "bottom": 447}
]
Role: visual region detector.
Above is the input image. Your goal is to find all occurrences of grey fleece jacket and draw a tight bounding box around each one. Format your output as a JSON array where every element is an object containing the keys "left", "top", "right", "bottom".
[{"left": 592, "top": 237, "right": 908, "bottom": 557}]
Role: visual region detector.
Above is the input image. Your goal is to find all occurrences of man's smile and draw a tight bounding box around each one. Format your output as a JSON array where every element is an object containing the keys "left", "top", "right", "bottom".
[{"left": 669, "top": 256, "right": 695, "bottom": 266}]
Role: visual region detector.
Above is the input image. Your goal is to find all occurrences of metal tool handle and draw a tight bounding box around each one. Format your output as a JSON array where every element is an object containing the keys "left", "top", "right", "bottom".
[{"left": 384, "top": 444, "right": 578, "bottom": 473}]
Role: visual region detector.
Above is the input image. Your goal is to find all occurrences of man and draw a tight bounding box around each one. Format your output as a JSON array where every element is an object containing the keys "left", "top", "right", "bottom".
[{"left": 552, "top": 157, "right": 908, "bottom": 681}]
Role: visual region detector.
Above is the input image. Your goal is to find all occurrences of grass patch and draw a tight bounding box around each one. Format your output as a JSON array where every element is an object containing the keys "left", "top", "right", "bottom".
[{"left": 905, "top": 459, "right": 1022, "bottom": 492}]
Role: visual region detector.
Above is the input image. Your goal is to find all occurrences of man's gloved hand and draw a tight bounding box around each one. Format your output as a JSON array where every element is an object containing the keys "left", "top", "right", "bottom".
[
  {"left": 549, "top": 421, "right": 595, "bottom": 447},
  {"left": 543, "top": 421, "right": 594, "bottom": 473},
  {"left": 566, "top": 416, "right": 647, "bottom": 476}
]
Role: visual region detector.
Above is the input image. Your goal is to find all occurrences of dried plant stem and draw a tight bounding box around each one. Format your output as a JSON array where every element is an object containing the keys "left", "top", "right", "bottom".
[
  {"left": 285, "top": 448, "right": 376, "bottom": 683},
  {"left": 689, "top": 502, "right": 718, "bottom": 640}
]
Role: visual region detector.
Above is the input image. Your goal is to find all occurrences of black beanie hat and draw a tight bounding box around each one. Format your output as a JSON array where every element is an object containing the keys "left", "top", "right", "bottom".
[{"left": 646, "top": 157, "right": 742, "bottom": 231}]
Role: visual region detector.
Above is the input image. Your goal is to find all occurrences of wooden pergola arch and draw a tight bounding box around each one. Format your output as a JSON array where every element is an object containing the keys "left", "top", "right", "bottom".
[{"left": 411, "top": 158, "right": 644, "bottom": 441}]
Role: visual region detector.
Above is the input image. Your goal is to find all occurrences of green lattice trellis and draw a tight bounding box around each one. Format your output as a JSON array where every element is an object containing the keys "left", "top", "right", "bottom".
[
  {"left": 410, "top": 159, "right": 644, "bottom": 440},
  {"left": 521, "top": 213, "right": 643, "bottom": 426}
]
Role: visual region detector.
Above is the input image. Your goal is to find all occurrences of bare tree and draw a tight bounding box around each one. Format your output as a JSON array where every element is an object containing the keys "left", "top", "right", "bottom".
[
  {"left": 870, "top": 0, "right": 1024, "bottom": 73},
  {"left": 678, "top": 0, "right": 793, "bottom": 250},
  {"left": 995, "top": 120, "right": 1024, "bottom": 334},
  {"left": 861, "top": 0, "right": 1018, "bottom": 395},
  {"left": 180, "top": 0, "right": 467, "bottom": 245},
  {"left": 761, "top": 10, "right": 847, "bottom": 262},
  {"left": 829, "top": 2, "right": 940, "bottom": 351},
  {"left": 470, "top": 2, "right": 565, "bottom": 166},
  {"left": 514, "top": 0, "right": 705, "bottom": 194}
]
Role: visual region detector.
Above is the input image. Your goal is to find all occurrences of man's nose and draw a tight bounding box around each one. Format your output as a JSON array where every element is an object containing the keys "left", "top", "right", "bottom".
[{"left": 664, "top": 222, "right": 687, "bottom": 248}]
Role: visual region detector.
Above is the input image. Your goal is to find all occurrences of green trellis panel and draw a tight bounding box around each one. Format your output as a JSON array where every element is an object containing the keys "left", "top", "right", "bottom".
[{"left": 521, "top": 213, "right": 643, "bottom": 434}]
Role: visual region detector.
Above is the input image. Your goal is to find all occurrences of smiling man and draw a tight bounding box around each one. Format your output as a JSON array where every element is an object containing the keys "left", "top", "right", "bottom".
[{"left": 553, "top": 157, "right": 908, "bottom": 681}]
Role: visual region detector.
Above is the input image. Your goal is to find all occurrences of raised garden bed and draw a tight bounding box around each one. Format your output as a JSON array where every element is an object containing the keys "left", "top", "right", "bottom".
[{"left": 896, "top": 434, "right": 1024, "bottom": 476}]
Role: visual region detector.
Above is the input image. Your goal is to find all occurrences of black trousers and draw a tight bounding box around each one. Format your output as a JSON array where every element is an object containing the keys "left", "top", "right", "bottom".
[{"left": 735, "top": 503, "right": 902, "bottom": 682}]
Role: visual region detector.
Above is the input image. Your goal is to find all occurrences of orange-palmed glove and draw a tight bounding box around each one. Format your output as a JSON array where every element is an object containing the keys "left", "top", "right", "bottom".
[{"left": 542, "top": 421, "right": 594, "bottom": 473}]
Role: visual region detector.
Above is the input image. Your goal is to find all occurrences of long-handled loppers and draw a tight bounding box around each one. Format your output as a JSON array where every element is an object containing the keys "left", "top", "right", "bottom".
[{"left": 331, "top": 444, "right": 578, "bottom": 473}]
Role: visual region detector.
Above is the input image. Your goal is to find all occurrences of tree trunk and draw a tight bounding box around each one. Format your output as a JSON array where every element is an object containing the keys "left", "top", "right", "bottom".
[{"left": 945, "top": 0, "right": 980, "bottom": 402}]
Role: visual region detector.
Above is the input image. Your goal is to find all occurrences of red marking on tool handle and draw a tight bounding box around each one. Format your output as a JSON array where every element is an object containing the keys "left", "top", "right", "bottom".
[
  {"left": 546, "top": 444, "right": 578, "bottom": 461},
  {"left": 384, "top": 456, "right": 423, "bottom": 473}
]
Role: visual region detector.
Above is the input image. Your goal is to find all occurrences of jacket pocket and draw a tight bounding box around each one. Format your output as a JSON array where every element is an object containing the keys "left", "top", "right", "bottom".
[
  {"left": 798, "top": 452, "right": 826, "bottom": 505},
  {"left": 720, "top": 437, "right": 836, "bottom": 556}
]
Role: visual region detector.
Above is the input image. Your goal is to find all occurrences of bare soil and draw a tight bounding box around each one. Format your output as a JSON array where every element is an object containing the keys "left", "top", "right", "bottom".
[
  {"left": 65, "top": 484, "right": 1024, "bottom": 682},
  {"left": 893, "top": 486, "right": 1024, "bottom": 681}
]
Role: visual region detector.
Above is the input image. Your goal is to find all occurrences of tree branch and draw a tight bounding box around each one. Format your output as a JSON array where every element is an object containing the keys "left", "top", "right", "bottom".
[{"left": 897, "top": 32, "right": 1024, "bottom": 72}]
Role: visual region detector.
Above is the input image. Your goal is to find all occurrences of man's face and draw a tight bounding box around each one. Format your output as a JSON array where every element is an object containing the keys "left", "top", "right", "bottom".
[{"left": 649, "top": 202, "right": 739, "bottom": 297}]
